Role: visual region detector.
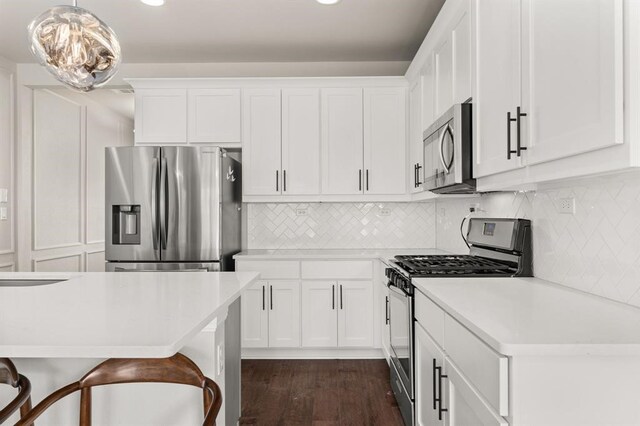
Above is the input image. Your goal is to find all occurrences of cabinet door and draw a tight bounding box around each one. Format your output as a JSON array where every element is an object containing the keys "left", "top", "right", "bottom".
[
  {"left": 421, "top": 54, "right": 436, "bottom": 131},
  {"left": 282, "top": 88, "right": 321, "bottom": 195},
  {"left": 321, "top": 88, "right": 364, "bottom": 195},
  {"left": 363, "top": 87, "right": 407, "bottom": 195},
  {"left": 434, "top": 35, "right": 453, "bottom": 118},
  {"left": 452, "top": 0, "right": 472, "bottom": 105},
  {"left": 268, "top": 281, "right": 301, "bottom": 348},
  {"left": 415, "top": 323, "right": 445, "bottom": 426},
  {"left": 187, "top": 89, "right": 241, "bottom": 143},
  {"left": 241, "top": 280, "right": 269, "bottom": 348},
  {"left": 301, "top": 281, "right": 337, "bottom": 347},
  {"left": 242, "top": 88, "right": 282, "bottom": 195},
  {"left": 522, "top": 0, "right": 623, "bottom": 165},
  {"left": 134, "top": 89, "right": 187, "bottom": 144},
  {"left": 445, "top": 359, "right": 508, "bottom": 426},
  {"left": 409, "top": 80, "right": 424, "bottom": 193},
  {"left": 475, "top": 0, "right": 523, "bottom": 177},
  {"left": 337, "top": 281, "right": 374, "bottom": 347}
]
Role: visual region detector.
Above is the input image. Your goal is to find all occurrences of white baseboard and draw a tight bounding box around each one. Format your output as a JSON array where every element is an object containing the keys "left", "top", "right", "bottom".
[{"left": 241, "top": 347, "right": 385, "bottom": 359}]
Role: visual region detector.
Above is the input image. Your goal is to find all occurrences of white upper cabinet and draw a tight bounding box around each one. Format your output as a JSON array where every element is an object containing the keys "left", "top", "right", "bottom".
[
  {"left": 434, "top": 36, "right": 453, "bottom": 119},
  {"left": 337, "top": 280, "right": 374, "bottom": 347},
  {"left": 187, "top": 89, "right": 241, "bottom": 144},
  {"left": 421, "top": 54, "right": 436, "bottom": 131},
  {"left": 364, "top": 87, "right": 407, "bottom": 195},
  {"left": 474, "top": 0, "right": 624, "bottom": 182},
  {"left": 242, "top": 88, "right": 282, "bottom": 196},
  {"left": 321, "top": 88, "right": 364, "bottom": 195},
  {"left": 134, "top": 89, "right": 187, "bottom": 144},
  {"left": 410, "top": 80, "right": 424, "bottom": 193},
  {"left": 522, "top": 0, "right": 623, "bottom": 165},
  {"left": 282, "top": 88, "right": 321, "bottom": 195},
  {"left": 474, "top": 0, "right": 523, "bottom": 178},
  {"left": 452, "top": 2, "right": 472, "bottom": 104}
]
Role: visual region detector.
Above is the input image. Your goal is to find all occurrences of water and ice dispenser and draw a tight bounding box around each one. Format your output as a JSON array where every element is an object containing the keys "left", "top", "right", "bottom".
[{"left": 112, "top": 205, "right": 141, "bottom": 245}]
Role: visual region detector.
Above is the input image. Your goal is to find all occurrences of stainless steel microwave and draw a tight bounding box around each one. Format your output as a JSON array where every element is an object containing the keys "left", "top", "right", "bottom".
[{"left": 423, "top": 103, "right": 475, "bottom": 194}]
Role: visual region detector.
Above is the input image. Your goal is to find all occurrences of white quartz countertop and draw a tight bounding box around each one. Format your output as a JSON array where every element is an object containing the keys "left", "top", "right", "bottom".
[
  {"left": 413, "top": 277, "right": 640, "bottom": 356},
  {"left": 235, "top": 248, "right": 447, "bottom": 261},
  {"left": 0, "top": 271, "right": 259, "bottom": 359}
]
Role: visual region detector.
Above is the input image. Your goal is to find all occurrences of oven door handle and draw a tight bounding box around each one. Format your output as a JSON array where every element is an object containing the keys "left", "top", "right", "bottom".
[{"left": 388, "top": 282, "right": 411, "bottom": 297}]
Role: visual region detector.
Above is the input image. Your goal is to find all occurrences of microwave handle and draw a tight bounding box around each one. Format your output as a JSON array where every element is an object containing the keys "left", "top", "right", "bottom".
[{"left": 439, "top": 124, "right": 453, "bottom": 174}]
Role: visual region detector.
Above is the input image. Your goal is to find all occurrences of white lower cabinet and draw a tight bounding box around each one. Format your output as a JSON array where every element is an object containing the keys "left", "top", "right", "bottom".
[
  {"left": 240, "top": 279, "right": 301, "bottom": 349},
  {"left": 300, "top": 280, "right": 374, "bottom": 348},
  {"left": 338, "top": 281, "right": 374, "bottom": 347},
  {"left": 445, "top": 359, "right": 508, "bottom": 426},
  {"left": 301, "top": 281, "right": 338, "bottom": 347},
  {"left": 415, "top": 323, "right": 445, "bottom": 426},
  {"left": 240, "top": 280, "right": 269, "bottom": 348},
  {"left": 267, "top": 281, "right": 301, "bottom": 348}
]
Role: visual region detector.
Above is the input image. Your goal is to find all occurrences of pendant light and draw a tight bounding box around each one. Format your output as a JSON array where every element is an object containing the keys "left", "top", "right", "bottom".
[{"left": 27, "top": 0, "right": 121, "bottom": 92}]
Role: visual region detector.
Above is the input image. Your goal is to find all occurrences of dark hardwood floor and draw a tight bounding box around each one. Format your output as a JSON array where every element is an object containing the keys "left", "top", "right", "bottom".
[{"left": 240, "top": 359, "right": 404, "bottom": 426}]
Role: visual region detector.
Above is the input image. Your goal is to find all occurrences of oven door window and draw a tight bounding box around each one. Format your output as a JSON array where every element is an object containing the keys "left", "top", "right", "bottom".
[{"left": 388, "top": 285, "right": 413, "bottom": 397}]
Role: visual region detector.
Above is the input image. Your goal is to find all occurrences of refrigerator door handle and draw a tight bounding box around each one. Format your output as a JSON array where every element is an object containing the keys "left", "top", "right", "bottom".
[
  {"left": 150, "top": 157, "right": 159, "bottom": 251},
  {"left": 159, "top": 156, "right": 168, "bottom": 250}
]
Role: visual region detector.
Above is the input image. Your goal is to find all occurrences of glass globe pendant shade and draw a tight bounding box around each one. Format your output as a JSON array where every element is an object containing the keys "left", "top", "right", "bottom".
[{"left": 28, "top": 5, "right": 121, "bottom": 92}]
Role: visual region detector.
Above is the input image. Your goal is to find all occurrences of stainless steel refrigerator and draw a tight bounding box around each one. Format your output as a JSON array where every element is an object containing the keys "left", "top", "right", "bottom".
[{"left": 105, "top": 146, "right": 242, "bottom": 272}]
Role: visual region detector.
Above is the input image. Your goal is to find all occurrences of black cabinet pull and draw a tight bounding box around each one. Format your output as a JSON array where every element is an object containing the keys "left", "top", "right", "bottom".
[
  {"left": 432, "top": 359, "right": 438, "bottom": 410},
  {"left": 340, "top": 285, "right": 343, "bottom": 309},
  {"left": 332, "top": 284, "right": 335, "bottom": 310},
  {"left": 507, "top": 111, "right": 517, "bottom": 159},
  {"left": 358, "top": 170, "right": 362, "bottom": 191},
  {"left": 385, "top": 296, "right": 389, "bottom": 324},
  {"left": 275, "top": 170, "right": 279, "bottom": 192},
  {"left": 414, "top": 164, "right": 418, "bottom": 188},
  {"left": 435, "top": 365, "right": 448, "bottom": 420},
  {"left": 283, "top": 169, "right": 287, "bottom": 192},
  {"left": 516, "top": 106, "right": 527, "bottom": 156},
  {"left": 262, "top": 285, "right": 265, "bottom": 310},
  {"left": 366, "top": 169, "right": 369, "bottom": 191},
  {"left": 270, "top": 285, "right": 273, "bottom": 310},
  {"left": 416, "top": 164, "right": 422, "bottom": 186}
]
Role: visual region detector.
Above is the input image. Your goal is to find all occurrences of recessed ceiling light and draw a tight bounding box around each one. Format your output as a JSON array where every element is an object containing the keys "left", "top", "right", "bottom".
[
  {"left": 316, "top": 0, "right": 342, "bottom": 5},
  {"left": 141, "top": 0, "right": 165, "bottom": 6}
]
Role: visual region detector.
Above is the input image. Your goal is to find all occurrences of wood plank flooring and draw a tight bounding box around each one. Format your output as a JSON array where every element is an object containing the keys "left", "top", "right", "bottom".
[{"left": 240, "top": 359, "right": 404, "bottom": 426}]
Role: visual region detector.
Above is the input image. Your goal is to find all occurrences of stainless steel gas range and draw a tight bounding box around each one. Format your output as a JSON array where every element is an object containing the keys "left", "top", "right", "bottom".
[{"left": 385, "top": 218, "right": 532, "bottom": 426}]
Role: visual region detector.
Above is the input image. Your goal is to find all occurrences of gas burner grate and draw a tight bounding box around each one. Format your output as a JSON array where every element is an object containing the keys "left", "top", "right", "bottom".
[{"left": 393, "top": 255, "right": 516, "bottom": 277}]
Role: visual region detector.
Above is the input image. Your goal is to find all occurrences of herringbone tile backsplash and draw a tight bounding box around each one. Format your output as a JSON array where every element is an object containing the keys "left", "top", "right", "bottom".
[
  {"left": 436, "top": 170, "right": 640, "bottom": 308},
  {"left": 247, "top": 202, "right": 436, "bottom": 249}
]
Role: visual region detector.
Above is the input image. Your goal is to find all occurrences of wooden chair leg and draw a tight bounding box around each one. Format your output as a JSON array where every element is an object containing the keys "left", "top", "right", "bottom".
[
  {"left": 80, "top": 387, "right": 91, "bottom": 426},
  {"left": 19, "top": 396, "right": 33, "bottom": 426},
  {"left": 203, "top": 388, "right": 212, "bottom": 417}
]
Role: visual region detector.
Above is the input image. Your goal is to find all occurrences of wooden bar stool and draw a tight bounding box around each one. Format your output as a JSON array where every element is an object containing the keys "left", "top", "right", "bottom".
[
  {"left": 0, "top": 358, "right": 33, "bottom": 425},
  {"left": 16, "top": 353, "right": 222, "bottom": 426}
]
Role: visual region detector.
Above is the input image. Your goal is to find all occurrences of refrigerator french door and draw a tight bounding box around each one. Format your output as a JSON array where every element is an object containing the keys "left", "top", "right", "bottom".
[{"left": 105, "top": 146, "right": 241, "bottom": 271}]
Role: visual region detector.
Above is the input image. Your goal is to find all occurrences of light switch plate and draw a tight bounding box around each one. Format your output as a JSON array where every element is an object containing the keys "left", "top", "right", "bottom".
[
  {"left": 0, "top": 188, "right": 7, "bottom": 203},
  {"left": 0, "top": 207, "right": 7, "bottom": 220},
  {"left": 217, "top": 344, "right": 224, "bottom": 375},
  {"left": 557, "top": 197, "right": 575, "bottom": 214}
]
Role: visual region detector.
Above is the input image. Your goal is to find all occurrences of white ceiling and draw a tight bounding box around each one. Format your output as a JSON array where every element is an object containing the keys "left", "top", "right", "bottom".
[{"left": 0, "top": 0, "right": 445, "bottom": 64}]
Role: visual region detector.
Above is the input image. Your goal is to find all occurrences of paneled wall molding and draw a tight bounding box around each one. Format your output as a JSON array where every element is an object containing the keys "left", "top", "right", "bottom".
[
  {"left": 14, "top": 86, "right": 133, "bottom": 272},
  {"left": 0, "top": 262, "right": 15, "bottom": 271},
  {"left": 0, "top": 63, "right": 16, "bottom": 261}
]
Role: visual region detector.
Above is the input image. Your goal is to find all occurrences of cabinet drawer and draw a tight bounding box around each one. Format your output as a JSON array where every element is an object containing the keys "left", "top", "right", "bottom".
[
  {"left": 444, "top": 315, "right": 509, "bottom": 416},
  {"left": 301, "top": 261, "right": 373, "bottom": 279},
  {"left": 414, "top": 291, "right": 445, "bottom": 348},
  {"left": 236, "top": 260, "right": 300, "bottom": 279}
]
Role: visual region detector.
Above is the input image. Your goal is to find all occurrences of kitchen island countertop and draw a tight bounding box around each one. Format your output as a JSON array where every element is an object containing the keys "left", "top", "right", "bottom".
[{"left": 0, "top": 271, "right": 259, "bottom": 358}]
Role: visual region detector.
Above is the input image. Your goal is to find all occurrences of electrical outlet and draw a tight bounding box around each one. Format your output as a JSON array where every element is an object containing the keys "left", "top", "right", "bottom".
[
  {"left": 469, "top": 203, "right": 480, "bottom": 212},
  {"left": 296, "top": 208, "right": 308, "bottom": 216},
  {"left": 0, "top": 207, "right": 6, "bottom": 221},
  {"left": 378, "top": 208, "right": 391, "bottom": 217},
  {"left": 0, "top": 188, "right": 7, "bottom": 203},
  {"left": 557, "top": 197, "right": 575, "bottom": 214},
  {"left": 217, "top": 344, "right": 224, "bottom": 375}
]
